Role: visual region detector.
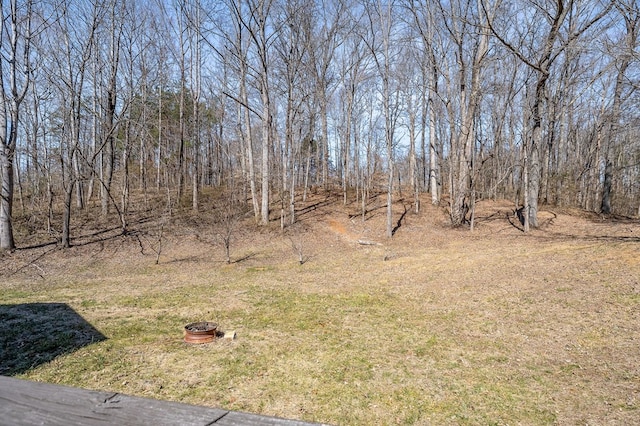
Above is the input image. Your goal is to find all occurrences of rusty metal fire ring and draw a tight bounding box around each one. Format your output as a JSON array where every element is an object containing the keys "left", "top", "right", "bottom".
[{"left": 184, "top": 321, "right": 218, "bottom": 344}]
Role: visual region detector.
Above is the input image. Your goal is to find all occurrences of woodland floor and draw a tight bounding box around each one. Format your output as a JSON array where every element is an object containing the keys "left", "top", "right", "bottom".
[{"left": 1, "top": 191, "right": 639, "bottom": 425}]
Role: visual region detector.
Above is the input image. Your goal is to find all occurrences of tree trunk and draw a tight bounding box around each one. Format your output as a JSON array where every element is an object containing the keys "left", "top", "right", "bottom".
[
  {"left": 523, "top": 130, "right": 530, "bottom": 232},
  {"left": 427, "top": 47, "right": 439, "bottom": 206},
  {"left": 62, "top": 177, "right": 73, "bottom": 248},
  {"left": 320, "top": 95, "right": 329, "bottom": 188},
  {"left": 343, "top": 83, "right": 353, "bottom": 205},
  {"left": 156, "top": 79, "right": 163, "bottom": 192},
  {"left": 190, "top": 1, "right": 202, "bottom": 213},
  {"left": 100, "top": 108, "right": 115, "bottom": 216},
  {"left": 101, "top": 2, "right": 120, "bottom": 217},
  {"left": 408, "top": 94, "right": 419, "bottom": 213},
  {"left": 239, "top": 72, "right": 259, "bottom": 220},
  {"left": 600, "top": 160, "right": 613, "bottom": 214},
  {"left": 260, "top": 69, "right": 271, "bottom": 225},
  {"left": 121, "top": 133, "right": 130, "bottom": 232},
  {"left": 74, "top": 151, "right": 84, "bottom": 209},
  {"left": 527, "top": 78, "right": 546, "bottom": 229},
  {"left": 0, "top": 147, "right": 15, "bottom": 250}
]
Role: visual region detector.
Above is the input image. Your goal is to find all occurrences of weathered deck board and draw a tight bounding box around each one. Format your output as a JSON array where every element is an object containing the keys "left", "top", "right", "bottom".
[
  {"left": 0, "top": 376, "right": 327, "bottom": 426},
  {"left": 216, "top": 412, "right": 322, "bottom": 426}
]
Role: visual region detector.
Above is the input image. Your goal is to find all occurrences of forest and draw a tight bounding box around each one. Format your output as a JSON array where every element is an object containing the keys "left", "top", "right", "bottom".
[{"left": 0, "top": 0, "right": 638, "bottom": 251}]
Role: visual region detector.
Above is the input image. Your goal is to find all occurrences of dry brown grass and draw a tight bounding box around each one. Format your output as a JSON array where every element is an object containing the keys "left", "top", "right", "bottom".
[{"left": 1, "top": 192, "right": 639, "bottom": 425}]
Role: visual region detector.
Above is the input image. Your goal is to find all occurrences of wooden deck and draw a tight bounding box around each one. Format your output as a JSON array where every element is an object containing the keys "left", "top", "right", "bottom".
[{"left": 0, "top": 376, "right": 329, "bottom": 426}]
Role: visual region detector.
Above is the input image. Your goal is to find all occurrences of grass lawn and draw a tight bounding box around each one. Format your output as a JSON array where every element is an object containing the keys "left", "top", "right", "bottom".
[{"left": 1, "top": 197, "right": 639, "bottom": 425}]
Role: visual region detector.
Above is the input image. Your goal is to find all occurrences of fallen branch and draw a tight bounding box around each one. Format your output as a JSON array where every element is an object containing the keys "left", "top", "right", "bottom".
[{"left": 358, "top": 239, "right": 381, "bottom": 246}]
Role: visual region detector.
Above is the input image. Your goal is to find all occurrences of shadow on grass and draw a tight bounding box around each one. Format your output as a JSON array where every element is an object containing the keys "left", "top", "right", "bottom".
[
  {"left": 0, "top": 303, "right": 106, "bottom": 376},
  {"left": 392, "top": 203, "right": 409, "bottom": 236}
]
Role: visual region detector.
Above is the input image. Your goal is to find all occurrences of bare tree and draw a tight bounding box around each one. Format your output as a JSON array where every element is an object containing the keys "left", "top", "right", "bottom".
[
  {"left": 272, "top": 0, "right": 312, "bottom": 226},
  {"left": 406, "top": 0, "right": 440, "bottom": 205},
  {"left": 98, "top": 0, "right": 123, "bottom": 217},
  {"left": 483, "top": 0, "right": 613, "bottom": 229},
  {"left": 305, "top": 0, "right": 345, "bottom": 188},
  {"left": 46, "top": 0, "right": 101, "bottom": 248},
  {"left": 192, "top": 1, "right": 203, "bottom": 212},
  {"left": 361, "top": 0, "right": 405, "bottom": 237},
  {"left": 336, "top": 18, "right": 368, "bottom": 208},
  {"left": 214, "top": 192, "right": 245, "bottom": 264},
  {"left": 0, "top": 0, "right": 34, "bottom": 251},
  {"left": 223, "top": 0, "right": 275, "bottom": 225},
  {"left": 433, "top": 0, "right": 491, "bottom": 226},
  {"left": 600, "top": 1, "right": 638, "bottom": 214},
  {"left": 179, "top": 0, "right": 204, "bottom": 212}
]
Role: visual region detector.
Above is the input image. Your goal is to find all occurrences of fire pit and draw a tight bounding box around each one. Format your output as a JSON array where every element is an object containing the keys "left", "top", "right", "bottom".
[{"left": 184, "top": 321, "right": 218, "bottom": 344}]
